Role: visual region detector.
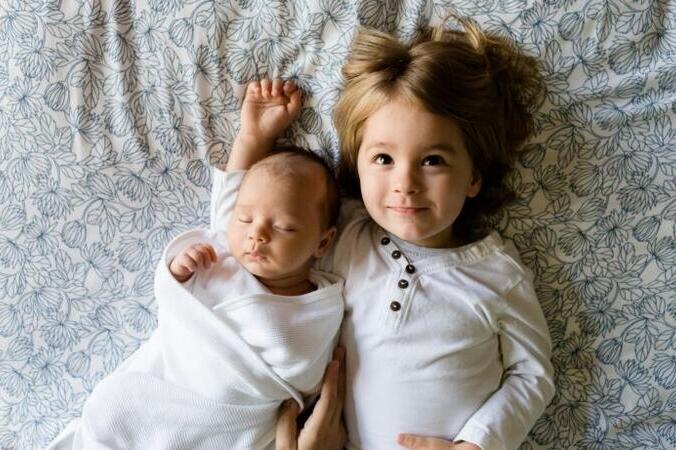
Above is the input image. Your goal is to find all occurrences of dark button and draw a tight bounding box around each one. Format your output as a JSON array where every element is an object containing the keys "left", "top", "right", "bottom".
[
  {"left": 391, "top": 250, "right": 401, "bottom": 259},
  {"left": 398, "top": 279, "right": 409, "bottom": 289},
  {"left": 381, "top": 237, "right": 390, "bottom": 245},
  {"left": 405, "top": 264, "right": 416, "bottom": 274},
  {"left": 390, "top": 301, "right": 401, "bottom": 311}
]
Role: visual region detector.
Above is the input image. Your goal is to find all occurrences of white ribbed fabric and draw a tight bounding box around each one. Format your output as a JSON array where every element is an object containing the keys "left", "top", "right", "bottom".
[
  {"left": 319, "top": 200, "right": 555, "bottom": 450},
  {"left": 47, "top": 170, "right": 344, "bottom": 450}
]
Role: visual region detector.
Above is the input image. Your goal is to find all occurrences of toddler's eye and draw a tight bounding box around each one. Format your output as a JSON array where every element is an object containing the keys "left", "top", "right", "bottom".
[
  {"left": 422, "top": 155, "right": 445, "bottom": 166},
  {"left": 374, "top": 153, "right": 393, "bottom": 165},
  {"left": 238, "top": 217, "right": 252, "bottom": 223}
]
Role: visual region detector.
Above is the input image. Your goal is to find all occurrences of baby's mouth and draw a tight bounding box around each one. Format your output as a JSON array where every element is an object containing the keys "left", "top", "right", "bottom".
[{"left": 247, "top": 250, "right": 267, "bottom": 261}]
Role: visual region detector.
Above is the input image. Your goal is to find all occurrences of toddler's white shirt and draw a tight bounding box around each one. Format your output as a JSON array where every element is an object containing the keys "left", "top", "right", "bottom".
[{"left": 318, "top": 200, "right": 555, "bottom": 450}]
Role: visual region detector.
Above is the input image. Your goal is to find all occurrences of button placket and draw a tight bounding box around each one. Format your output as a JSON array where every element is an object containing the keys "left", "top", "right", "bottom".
[{"left": 379, "top": 235, "right": 416, "bottom": 326}]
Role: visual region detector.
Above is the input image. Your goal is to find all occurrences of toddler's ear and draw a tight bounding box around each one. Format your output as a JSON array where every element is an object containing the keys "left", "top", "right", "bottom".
[{"left": 314, "top": 226, "right": 337, "bottom": 258}]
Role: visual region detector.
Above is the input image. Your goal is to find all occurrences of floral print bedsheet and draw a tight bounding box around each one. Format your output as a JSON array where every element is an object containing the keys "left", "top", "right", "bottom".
[{"left": 0, "top": 0, "right": 674, "bottom": 449}]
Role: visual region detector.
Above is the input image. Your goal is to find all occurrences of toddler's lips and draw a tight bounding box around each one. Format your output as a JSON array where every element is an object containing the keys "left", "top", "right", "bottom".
[{"left": 388, "top": 206, "right": 427, "bottom": 215}]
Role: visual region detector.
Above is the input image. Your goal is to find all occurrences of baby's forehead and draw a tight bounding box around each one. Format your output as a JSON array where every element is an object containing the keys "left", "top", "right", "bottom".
[
  {"left": 246, "top": 158, "right": 326, "bottom": 189},
  {"left": 240, "top": 164, "right": 326, "bottom": 206}
]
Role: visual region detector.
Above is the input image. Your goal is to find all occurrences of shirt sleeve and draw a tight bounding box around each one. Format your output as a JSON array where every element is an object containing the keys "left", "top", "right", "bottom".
[
  {"left": 210, "top": 168, "right": 246, "bottom": 232},
  {"left": 454, "top": 277, "right": 555, "bottom": 450}
]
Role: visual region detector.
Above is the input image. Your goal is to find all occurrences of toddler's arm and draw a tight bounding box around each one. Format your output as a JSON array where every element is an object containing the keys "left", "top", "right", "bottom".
[
  {"left": 399, "top": 276, "right": 553, "bottom": 450},
  {"left": 454, "top": 277, "right": 555, "bottom": 450}
]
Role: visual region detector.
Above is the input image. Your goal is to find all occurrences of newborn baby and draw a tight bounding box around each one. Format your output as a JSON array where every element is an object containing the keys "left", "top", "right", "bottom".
[{"left": 47, "top": 79, "right": 344, "bottom": 450}]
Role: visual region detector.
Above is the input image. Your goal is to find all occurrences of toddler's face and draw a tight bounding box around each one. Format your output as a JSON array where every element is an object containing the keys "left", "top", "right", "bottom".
[
  {"left": 227, "top": 167, "right": 330, "bottom": 284},
  {"left": 356, "top": 97, "right": 481, "bottom": 248}
]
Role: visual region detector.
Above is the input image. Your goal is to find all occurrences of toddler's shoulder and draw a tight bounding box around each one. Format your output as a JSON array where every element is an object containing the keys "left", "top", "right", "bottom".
[{"left": 465, "top": 231, "right": 534, "bottom": 293}]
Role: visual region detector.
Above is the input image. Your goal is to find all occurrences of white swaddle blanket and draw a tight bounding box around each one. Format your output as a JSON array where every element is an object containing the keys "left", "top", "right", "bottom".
[{"left": 48, "top": 229, "right": 344, "bottom": 450}]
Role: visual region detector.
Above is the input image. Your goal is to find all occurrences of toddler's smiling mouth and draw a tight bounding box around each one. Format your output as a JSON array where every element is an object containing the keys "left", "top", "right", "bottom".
[{"left": 388, "top": 206, "right": 428, "bottom": 215}]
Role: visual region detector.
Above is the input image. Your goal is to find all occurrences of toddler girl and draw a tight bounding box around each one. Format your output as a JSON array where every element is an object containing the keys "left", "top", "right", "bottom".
[{"left": 277, "top": 16, "right": 555, "bottom": 450}]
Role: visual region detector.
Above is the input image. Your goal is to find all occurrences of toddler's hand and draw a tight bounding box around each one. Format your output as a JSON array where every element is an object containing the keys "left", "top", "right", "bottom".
[
  {"left": 397, "top": 434, "right": 482, "bottom": 450},
  {"left": 239, "top": 78, "right": 302, "bottom": 144},
  {"left": 169, "top": 243, "right": 218, "bottom": 283}
]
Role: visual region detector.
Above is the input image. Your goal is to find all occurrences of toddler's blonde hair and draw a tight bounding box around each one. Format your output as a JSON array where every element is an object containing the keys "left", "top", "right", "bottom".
[{"left": 333, "top": 16, "right": 542, "bottom": 242}]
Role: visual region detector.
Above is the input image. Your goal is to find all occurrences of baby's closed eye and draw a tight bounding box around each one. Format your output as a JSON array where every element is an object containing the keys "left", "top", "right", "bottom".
[{"left": 274, "top": 224, "right": 297, "bottom": 232}]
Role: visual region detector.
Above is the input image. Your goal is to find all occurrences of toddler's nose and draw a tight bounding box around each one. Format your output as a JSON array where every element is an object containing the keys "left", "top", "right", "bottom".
[{"left": 393, "top": 166, "right": 420, "bottom": 195}]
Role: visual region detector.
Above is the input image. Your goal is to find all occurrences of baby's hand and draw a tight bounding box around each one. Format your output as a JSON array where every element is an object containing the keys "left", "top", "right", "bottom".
[
  {"left": 169, "top": 243, "right": 218, "bottom": 283},
  {"left": 239, "top": 78, "right": 302, "bottom": 144},
  {"left": 226, "top": 78, "right": 302, "bottom": 171},
  {"left": 397, "top": 434, "right": 482, "bottom": 450}
]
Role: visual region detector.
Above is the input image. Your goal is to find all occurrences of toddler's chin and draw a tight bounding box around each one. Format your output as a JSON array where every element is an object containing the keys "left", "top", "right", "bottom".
[{"left": 386, "top": 224, "right": 427, "bottom": 244}]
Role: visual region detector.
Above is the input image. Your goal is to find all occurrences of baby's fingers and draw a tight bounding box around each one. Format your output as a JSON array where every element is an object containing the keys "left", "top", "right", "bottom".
[
  {"left": 194, "top": 245, "right": 218, "bottom": 268},
  {"left": 283, "top": 80, "right": 297, "bottom": 94},
  {"left": 287, "top": 89, "right": 302, "bottom": 117},
  {"left": 185, "top": 246, "right": 209, "bottom": 269},
  {"left": 198, "top": 244, "right": 218, "bottom": 264},
  {"left": 272, "top": 79, "right": 284, "bottom": 97},
  {"left": 260, "top": 78, "right": 272, "bottom": 99},
  {"left": 246, "top": 80, "right": 261, "bottom": 99}
]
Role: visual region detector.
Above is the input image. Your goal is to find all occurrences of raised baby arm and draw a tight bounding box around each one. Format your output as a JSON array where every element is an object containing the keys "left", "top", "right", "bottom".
[{"left": 226, "top": 78, "right": 302, "bottom": 172}]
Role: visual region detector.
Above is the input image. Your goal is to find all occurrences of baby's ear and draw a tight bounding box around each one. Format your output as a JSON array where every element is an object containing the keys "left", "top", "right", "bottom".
[
  {"left": 314, "top": 226, "right": 337, "bottom": 258},
  {"left": 467, "top": 171, "right": 482, "bottom": 198}
]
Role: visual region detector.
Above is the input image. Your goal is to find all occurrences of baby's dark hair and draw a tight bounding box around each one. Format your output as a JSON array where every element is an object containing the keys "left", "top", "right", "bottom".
[
  {"left": 333, "top": 16, "right": 542, "bottom": 242},
  {"left": 251, "top": 146, "right": 340, "bottom": 229}
]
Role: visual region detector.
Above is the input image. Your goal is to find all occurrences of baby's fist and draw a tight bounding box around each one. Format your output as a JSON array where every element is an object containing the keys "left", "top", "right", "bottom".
[{"left": 169, "top": 243, "right": 218, "bottom": 283}]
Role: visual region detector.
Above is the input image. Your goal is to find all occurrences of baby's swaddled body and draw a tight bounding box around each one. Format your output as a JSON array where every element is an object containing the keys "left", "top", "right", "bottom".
[{"left": 48, "top": 228, "right": 344, "bottom": 450}]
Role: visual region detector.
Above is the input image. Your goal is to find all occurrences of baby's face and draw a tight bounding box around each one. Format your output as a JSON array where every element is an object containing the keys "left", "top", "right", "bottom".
[{"left": 227, "top": 167, "right": 328, "bottom": 284}]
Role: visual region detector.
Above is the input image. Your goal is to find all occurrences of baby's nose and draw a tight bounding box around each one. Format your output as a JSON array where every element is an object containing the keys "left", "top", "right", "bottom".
[{"left": 248, "top": 225, "right": 269, "bottom": 243}]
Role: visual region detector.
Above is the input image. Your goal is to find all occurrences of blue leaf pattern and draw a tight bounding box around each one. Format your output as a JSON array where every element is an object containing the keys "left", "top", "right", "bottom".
[{"left": 0, "top": 0, "right": 674, "bottom": 448}]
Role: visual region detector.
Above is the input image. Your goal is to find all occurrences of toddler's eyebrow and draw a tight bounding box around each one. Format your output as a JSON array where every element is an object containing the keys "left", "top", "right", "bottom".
[
  {"left": 364, "top": 141, "right": 394, "bottom": 150},
  {"left": 424, "top": 143, "right": 458, "bottom": 154}
]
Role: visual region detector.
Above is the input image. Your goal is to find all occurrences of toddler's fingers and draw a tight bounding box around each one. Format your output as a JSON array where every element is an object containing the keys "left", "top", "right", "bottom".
[
  {"left": 396, "top": 434, "right": 455, "bottom": 450},
  {"left": 275, "top": 399, "right": 299, "bottom": 450},
  {"left": 272, "top": 79, "right": 283, "bottom": 97},
  {"left": 260, "top": 78, "right": 271, "bottom": 99},
  {"left": 333, "top": 346, "right": 346, "bottom": 415},
  {"left": 312, "top": 359, "right": 341, "bottom": 424}
]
